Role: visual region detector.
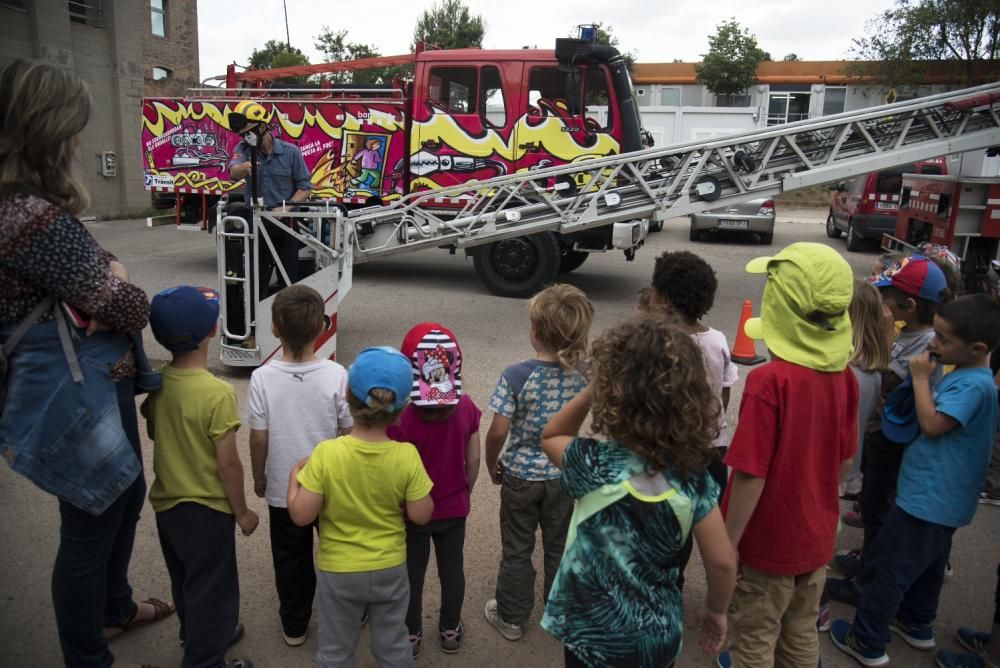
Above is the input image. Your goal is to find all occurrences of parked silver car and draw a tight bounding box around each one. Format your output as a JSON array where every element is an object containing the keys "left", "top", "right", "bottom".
[{"left": 689, "top": 198, "right": 775, "bottom": 245}]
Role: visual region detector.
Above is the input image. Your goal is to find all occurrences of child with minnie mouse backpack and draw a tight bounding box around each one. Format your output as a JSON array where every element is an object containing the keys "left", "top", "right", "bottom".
[{"left": 387, "top": 323, "right": 483, "bottom": 657}]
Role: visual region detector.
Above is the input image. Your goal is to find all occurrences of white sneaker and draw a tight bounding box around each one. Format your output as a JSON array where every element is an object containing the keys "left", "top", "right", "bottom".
[
  {"left": 980, "top": 492, "right": 1000, "bottom": 506},
  {"left": 283, "top": 630, "right": 307, "bottom": 647},
  {"left": 484, "top": 599, "right": 523, "bottom": 641}
]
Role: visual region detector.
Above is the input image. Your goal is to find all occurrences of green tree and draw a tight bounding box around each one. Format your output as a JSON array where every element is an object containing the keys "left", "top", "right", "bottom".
[
  {"left": 695, "top": 19, "right": 767, "bottom": 100},
  {"left": 570, "top": 22, "right": 637, "bottom": 73},
  {"left": 411, "top": 0, "right": 485, "bottom": 50},
  {"left": 314, "top": 27, "right": 402, "bottom": 85},
  {"left": 783, "top": 53, "right": 801, "bottom": 61},
  {"left": 247, "top": 39, "right": 311, "bottom": 86},
  {"left": 847, "top": 0, "right": 1000, "bottom": 89}
]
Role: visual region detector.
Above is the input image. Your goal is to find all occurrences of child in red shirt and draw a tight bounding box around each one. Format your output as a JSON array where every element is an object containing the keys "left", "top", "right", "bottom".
[{"left": 718, "top": 243, "right": 859, "bottom": 667}]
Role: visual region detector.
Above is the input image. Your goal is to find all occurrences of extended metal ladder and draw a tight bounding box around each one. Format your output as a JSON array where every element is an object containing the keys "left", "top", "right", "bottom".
[
  {"left": 218, "top": 82, "right": 1000, "bottom": 366},
  {"left": 343, "top": 81, "right": 1000, "bottom": 262}
]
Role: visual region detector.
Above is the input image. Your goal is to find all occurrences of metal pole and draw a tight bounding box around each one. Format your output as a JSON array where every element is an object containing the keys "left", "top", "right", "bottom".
[{"left": 283, "top": 0, "right": 291, "bottom": 47}]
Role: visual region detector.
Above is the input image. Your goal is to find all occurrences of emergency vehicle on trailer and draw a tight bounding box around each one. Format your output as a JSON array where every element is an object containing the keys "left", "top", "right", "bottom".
[
  {"left": 139, "top": 40, "right": 1000, "bottom": 367},
  {"left": 883, "top": 146, "right": 1000, "bottom": 293}
]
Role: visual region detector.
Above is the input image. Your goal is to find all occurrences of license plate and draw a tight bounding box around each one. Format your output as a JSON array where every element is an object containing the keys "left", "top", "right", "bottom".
[
  {"left": 875, "top": 201, "right": 897, "bottom": 209},
  {"left": 718, "top": 219, "right": 749, "bottom": 229}
]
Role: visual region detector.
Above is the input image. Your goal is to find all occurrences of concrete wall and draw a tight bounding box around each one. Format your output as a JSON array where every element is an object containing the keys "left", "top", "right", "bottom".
[{"left": 0, "top": 0, "right": 198, "bottom": 218}]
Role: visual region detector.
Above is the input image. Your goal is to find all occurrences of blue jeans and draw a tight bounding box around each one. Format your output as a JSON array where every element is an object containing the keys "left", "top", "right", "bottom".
[
  {"left": 850, "top": 506, "right": 955, "bottom": 652},
  {"left": 52, "top": 377, "right": 146, "bottom": 667}
]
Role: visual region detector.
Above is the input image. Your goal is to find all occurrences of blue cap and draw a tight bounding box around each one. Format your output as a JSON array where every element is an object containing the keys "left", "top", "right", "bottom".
[
  {"left": 150, "top": 286, "right": 220, "bottom": 352},
  {"left": 348, "top": 346, "right": 412, "bottom": 412},
  {"left": 880, "top": 376, "right": 921, "bottom": 444}
]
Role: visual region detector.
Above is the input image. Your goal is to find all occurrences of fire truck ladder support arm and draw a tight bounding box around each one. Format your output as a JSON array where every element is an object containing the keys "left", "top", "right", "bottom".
[{"left": 338, "top": 82, "right": 1000, "bottom": 263}]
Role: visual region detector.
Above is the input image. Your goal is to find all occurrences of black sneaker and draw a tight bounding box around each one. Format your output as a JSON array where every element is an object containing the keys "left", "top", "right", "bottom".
[
  {"left": 409, "top": 631, "right": 422, "bottom": 658},
  {"left": 825, "top": 577, "right": 861, "bottom": 607},
  {"left": 440, "top": 622, "right": 463, "bottom": 654}
]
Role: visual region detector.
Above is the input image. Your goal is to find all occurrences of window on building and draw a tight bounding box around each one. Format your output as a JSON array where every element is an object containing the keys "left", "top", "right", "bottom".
[
  {"left": 823, "top": 86, "right": 847, "bottom": 115},
  {"left": 716, "top": 93, "right": 751, "bottom": 107},
  {"left": 659, "top": 87, "right": 681, "bottom": 106},
  {"left": 68, "top": 0, "right": 103, "bottom": 26},
  {"left": 152, "top": 66, "right": 172, "bottom": 80},
  {"left": 428, "top": 67, "right": 477, "bottom": 114},
  {"left": 767, "top": 92, "right": 811, "bottom": 125},
  {"left": 151, "top": 0, "right": 166, "bottom": 37}
]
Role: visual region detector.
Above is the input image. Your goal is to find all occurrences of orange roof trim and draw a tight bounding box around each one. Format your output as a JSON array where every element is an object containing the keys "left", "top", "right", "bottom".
[{"left": 632, "top": 60, "right": 1000, "bottom": 86}]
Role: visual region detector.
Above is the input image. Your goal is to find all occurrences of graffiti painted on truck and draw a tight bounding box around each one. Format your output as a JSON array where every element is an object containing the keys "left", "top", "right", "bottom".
[{"left": 141, "top": 98, "right": 620, "bottom": 199}]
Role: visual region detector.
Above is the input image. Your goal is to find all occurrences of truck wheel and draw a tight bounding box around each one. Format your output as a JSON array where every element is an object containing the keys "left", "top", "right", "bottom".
[
  {"left": 558, "top": 250, "right": 589, "bottom": 274},
  {"left": 473, "top": 232, "right": 561, "bottom": 298},
  {"left": 846, "top": 221, "right": 864, "bottom": 252},
  {"left": 826, "top": 209, "right": 842, "bottom": 238}
]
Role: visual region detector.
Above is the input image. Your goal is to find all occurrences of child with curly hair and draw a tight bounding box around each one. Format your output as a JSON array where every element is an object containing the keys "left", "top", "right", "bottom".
[
  {"left": 650, "top": 250, "right": 738, "bottom": 493},
  {"left": 539, "top": 317, "right": 738, "bottom": 667}
]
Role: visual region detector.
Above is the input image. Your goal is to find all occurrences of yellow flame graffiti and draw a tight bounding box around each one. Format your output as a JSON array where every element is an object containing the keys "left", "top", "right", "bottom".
[
  {"left": 410, "top": 112, "right": 620, "bottom": 162},
  {"left": 142, "top": 100, "right": 404, "bottom": 141}
]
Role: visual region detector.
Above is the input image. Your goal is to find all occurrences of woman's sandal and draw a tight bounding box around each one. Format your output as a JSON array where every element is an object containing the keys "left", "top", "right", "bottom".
[{"left": 104, "top": 598, "right": 175, "bottom": 640}]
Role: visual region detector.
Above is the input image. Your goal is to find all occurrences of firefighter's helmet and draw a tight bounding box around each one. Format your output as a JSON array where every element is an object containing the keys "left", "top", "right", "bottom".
[{"left": 232, "top": 100, "right": 270, "bottom": 132}]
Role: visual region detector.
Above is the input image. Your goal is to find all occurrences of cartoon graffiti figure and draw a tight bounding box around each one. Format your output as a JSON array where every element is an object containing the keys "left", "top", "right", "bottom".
[
  {"left": 417, "top": 345, "right": 457, "bottom": 404},
  {"left": 350, "top": 138, "right": 383, "bottom": 189}
]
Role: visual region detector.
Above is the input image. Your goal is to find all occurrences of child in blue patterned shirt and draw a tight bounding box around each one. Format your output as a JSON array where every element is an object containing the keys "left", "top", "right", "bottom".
[{"left": 483, "top": 284, "right": 594, "bottom": 641}]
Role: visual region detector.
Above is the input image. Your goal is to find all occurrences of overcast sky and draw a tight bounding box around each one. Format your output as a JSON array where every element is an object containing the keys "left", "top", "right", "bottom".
[{"left": 198, "top": 0, "right": 896, "bottom": 82}]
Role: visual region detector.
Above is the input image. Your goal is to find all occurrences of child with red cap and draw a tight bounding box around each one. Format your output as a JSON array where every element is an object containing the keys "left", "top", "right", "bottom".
[{"left": 387, "top": 323, "right": 483, "bottom": 657}]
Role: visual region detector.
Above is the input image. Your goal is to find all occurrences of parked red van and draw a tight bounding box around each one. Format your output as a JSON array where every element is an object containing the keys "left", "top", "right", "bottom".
[{"left": 826, "top": 158, "right": 947, "bottom": 251}]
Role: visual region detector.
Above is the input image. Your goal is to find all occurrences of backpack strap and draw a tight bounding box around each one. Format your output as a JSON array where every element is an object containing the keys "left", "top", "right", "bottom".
[
  {"left": 2, "top": 297, "right": 84, "bottom": 384},
  {"left": 2, "top": 297, "right": 55, "bottom": 357}
]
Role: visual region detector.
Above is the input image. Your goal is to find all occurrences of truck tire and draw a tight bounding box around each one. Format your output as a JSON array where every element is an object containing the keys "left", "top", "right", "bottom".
[
  {"left": 649, "top": 219, "right": 664, "bottom": 233},
  {"left": 473, "top": 232, "right": 561, "bottom": 298},
  {"left": 846, "top": 220, "right": 864, "bottom": 252},
  {"left": 558, "top": 250, "right": 589, "bottom": 274},
  {"left": 826, "top": 209, "right": 842, "bottom": 238},
  {"left": 689, "top": 225, "right": 701, "bottom": 242}
]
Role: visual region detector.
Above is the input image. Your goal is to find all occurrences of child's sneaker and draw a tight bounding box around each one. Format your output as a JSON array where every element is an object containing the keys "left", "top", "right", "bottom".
[
  {"left": 716, "top": 651, "right": 732, "bottom": 668},
  {"left": 817, "top": 601, "right": 832, "bottom": 632},
  {"left": 956, "top": 627, "right": 991, "bottom": 654},
  {"left": 830, "top": 619, "right": 889, "bottom": 667},
  {"left": 979, "top": 492, "right": 1000, "bottom": 506},
  {"left": 825, "top": 577, "right": 861, "bottom": 607},
  {"left": 440, "top": 622, "right": 463, "bottom": 654},
  {"left": 484, "top": 599, "right": 523, "bottom": 641},
  {"left": 282, "top": 630, "right": 307, "bottom": 647},
  {"left": 935, "top": 650, "right": 986, "bottom": 668},
  {"left": 409, "top": 631, "right": 422, "bottom": 658},
  {"left": 890, "top": 618, "right": 935, "bottom": 649},
  {"left": 842, "top": 510, "right": 865, "bottom": 528},
  {"left": 834, "top": 549, "right": 863, "bottom": 578},
  {"left": 944, "top": 560, "right": 955, "bottom": 580}
]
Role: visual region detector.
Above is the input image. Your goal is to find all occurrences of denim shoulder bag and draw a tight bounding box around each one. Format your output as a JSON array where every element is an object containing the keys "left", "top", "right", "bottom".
[{"left": 0, "top": 298, "right": 141, "bottom": 515}]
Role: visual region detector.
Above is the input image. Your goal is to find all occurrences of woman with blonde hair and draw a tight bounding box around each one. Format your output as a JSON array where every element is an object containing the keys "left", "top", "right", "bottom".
[{"left": 1, "top": 60, "right": 172, "bottom": 666}]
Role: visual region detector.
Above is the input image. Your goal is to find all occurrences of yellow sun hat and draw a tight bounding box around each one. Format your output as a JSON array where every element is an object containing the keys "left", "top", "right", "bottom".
[{"left": 743, "top": 242, "right": 854, "bottom": 372}]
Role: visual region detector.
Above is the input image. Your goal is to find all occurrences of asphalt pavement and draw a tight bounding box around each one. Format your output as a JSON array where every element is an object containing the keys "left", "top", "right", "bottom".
[{"left": 1, "top": 207, "right": 997, "bottom": 668}]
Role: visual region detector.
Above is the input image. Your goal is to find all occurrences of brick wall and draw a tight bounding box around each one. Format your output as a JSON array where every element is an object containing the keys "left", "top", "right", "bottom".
[
  {"left": 0, "top": 0, "right": 199, "bottom": 217},
  {"left": 143, "top": 0, "right": 200, "bottom": 97}
]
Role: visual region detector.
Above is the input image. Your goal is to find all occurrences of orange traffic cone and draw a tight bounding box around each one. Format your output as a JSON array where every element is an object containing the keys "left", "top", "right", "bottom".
[{"left": 731, "top": 299, "right": 766, "bottom": 366}]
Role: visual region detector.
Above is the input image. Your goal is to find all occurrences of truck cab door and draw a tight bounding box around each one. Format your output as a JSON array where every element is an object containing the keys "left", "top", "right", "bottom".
[
  {"left": 514, "top": 64, "right": 620, "bottom": 191},
  {"left": 411, "top": 65, "right": 514, "bottom": 192}
]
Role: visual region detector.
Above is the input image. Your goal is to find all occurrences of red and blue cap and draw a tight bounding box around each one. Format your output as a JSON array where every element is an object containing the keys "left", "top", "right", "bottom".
[
  {"left": 150, "top": 286, "right": 220, "bottom": 352},
  {"left": 871, "top": 255, "right": 947, "bottom": 303}
]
